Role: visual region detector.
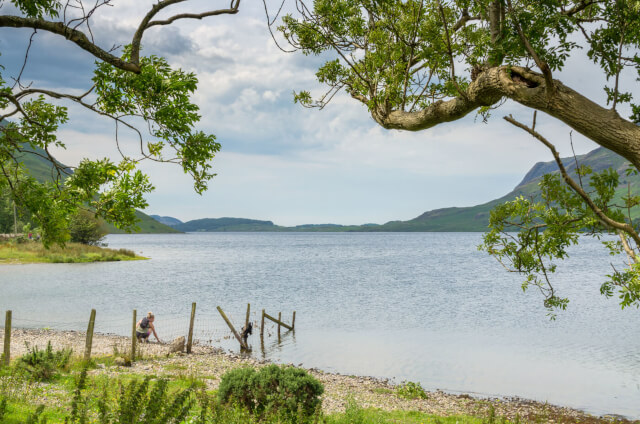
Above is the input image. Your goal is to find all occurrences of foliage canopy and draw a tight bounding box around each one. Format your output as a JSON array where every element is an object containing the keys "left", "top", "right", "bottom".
[
  {"left": 277, "top": 0, "right": 640, "bottom": 313},
  {"left": 0, "top": 0, "right": 241, "bottom": 246}
]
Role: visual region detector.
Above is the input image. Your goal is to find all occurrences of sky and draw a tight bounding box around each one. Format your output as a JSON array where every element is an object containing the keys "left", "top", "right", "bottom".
[{"left": 0, "top": 0, "right": 636, "bottom": 226}]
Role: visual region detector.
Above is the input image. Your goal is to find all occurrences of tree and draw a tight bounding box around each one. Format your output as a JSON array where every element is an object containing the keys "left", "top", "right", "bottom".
[
  {"left": 68, "top": 209, "right": 106, "bottom": 245},
  {"left": 276, "top": 0, "right": 640, "bottom": 313},
  {"left": 0, "top": 0, "right": 241, "bottom": 246}
]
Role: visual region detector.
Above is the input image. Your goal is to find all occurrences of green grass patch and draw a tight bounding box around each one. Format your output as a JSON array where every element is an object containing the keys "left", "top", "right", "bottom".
[
  {"left": 325, "top": 400, "right": 514, "bottom": 424},
  {"left": 0, "top": 240, "right": 146, "bottom": 264},
  {"left": 1, "top": 400, "right": 68, "bottom": 424}
]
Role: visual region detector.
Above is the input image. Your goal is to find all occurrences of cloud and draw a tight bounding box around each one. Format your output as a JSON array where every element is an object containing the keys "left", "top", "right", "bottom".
[{"left": 0, "top": 1, "right": 633, "bottom": 225}]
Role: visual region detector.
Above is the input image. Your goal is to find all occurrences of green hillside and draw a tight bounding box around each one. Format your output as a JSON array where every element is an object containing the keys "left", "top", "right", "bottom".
[
  {"left": 173, "top": 217, "right": 277, "bottom": 232},
  {"left": 107, "top": 210, "right": 181, "bottom": 234},
  {"left": 1, "top": 145, "right": 179, "bottom": 234}
]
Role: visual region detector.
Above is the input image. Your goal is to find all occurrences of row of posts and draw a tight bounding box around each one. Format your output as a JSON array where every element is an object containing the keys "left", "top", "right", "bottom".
[{"left": 2, "top": 304, "right": 295, "bottom": 364}]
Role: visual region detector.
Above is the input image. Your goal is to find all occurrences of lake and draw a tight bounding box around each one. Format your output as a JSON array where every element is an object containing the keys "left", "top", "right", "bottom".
[{"left": 0, "top": 232, "right": 638, "bottom": 418}]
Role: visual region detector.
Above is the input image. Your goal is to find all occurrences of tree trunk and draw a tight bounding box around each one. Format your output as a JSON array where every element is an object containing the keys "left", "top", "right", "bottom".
[{"left": 373, "top": 66, "right": 640, "bottom": 169}]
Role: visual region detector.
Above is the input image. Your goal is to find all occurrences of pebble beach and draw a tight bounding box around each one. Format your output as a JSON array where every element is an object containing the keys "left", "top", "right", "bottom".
[{"left": 1, "top": 328, "right": 636, "bottom": 423}]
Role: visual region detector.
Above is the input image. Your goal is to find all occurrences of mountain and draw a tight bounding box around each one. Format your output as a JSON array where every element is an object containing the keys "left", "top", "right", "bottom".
[
  {"left": 150, "top": 215, "right": 184, "bottom": 227},
  {"left": 15, "top": 145, "right": 74, "bottom": 184},
  {"left": 169, "top": 147, "right": 636, "bottom": 232},
  {"left": 372, "top": 147, "right": 633, "bottom": 231},
  {"left": 2, "top": 144, "right": 179, "bottom": 234},
  {"left": 173, "top": 217, "right": 276, "bottom": 232},
  {"left": 105, "top": 211, "right": 181, "bottom": 234}
]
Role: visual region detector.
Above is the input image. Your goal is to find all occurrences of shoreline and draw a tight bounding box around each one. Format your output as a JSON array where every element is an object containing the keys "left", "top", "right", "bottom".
[
  {"left": 1, "top": 328, "right": 636, "bottom": 423},
  {"left": 0, "top": 241, "right": 146, "bottom": 264}
]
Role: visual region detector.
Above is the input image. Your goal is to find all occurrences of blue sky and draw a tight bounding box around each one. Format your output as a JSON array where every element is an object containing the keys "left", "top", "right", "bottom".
[{"left": 1, "top": 1, "right": 633, "bottom": 225}]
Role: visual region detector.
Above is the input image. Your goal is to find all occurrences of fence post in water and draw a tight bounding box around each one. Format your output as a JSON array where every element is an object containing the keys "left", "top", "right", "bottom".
[
  {"left": 3, "top": 310, "right": 11, "bottom": 366},
  {"left": 261, "top": 309, "right": 265, "bottom": 341},
  {"left": 217, "top": 306, "right": 248, "bottom": 350},
  {"left": 245, "top": 303, "right": 250, "bottom": 331},
  {"left": 292, "top": 311, "right": 296, "bottom": 330},
  {"left": 187, "top": 302, "right": 196, "bottom": 354},
  {"left": 131, "top": 309, "right": 137, "bottom": 363},
  {"left": 84, "top": 309, "right": 96, "bottom": 362},
  {"left": 262, "top": 312, "right": 293, "bottom": 330},
  {"left": 278, "top": 312, "right": 281, "bottom": 340}
]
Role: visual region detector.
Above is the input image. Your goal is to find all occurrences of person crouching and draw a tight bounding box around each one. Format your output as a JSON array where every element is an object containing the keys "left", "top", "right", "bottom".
[{"left": 136, "top": 311, "right": 161, "bottom": 343}]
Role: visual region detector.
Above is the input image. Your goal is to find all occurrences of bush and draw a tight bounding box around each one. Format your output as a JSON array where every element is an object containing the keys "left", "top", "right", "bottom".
[
  {"left": 92, "top": 376, "right": 194, "bottom": 424},
  {"left": 68, "top": 209, "right": 107, "bottom": 245},
  {"left": 0, "top": 396, "right": 6, "bottom": 421},
  {"left": 15, "top": 342, "right": 72, "bottom": 381},
  {"left": 395, "top": 381, "right": 427, "bottom": 400},
  {"left": 218, "top": 365, "right": 324, "bottom": 422}
]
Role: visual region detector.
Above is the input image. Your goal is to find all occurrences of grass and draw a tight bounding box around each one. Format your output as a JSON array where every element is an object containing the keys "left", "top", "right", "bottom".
[
  {"left": 0, "top": 347, "right": 631, "bottom": 424},
  {"left": 0, "top": 349, "right": 524, "bottom": 424},
  {"left": 0, "top": 240, "right": 146, "bottom": 264}
]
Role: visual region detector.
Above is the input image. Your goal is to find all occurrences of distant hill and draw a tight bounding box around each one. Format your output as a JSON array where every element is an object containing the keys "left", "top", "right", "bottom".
[
  {"left": 150, "top": 215, "right": 183, "bottom": 227},
  {"left": 173, "top": 217, "right": 277, "bottom": 232},
  {"left": 169, "top": 147, "right": 637, "bottom": 232},
  {"left": 1, "top": 144, "right": 179, "bottom": 234},
  {"left": 15, "top": 145, "right": 74, "bottom": 184},
  {"left": 106, "top": 211, "right": 181, "bottom": 234}
]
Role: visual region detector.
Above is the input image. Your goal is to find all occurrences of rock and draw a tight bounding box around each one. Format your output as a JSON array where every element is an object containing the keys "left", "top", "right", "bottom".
[
  {"left": 114, "top": 356, "right": 130, "bottom": 367},
  {"left": 168, "top": 336, "right": 185, "bottom": 354}
]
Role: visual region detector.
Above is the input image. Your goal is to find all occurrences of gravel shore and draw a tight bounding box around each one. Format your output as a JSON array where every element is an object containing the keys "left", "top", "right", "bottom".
[{"left": 1, "top": 328, "right": 636, "bottom": 423}]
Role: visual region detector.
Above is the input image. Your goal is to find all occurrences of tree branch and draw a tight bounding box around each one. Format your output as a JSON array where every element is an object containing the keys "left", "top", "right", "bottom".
[
  {"left": 504, "top": 114, "right": 640, "bottom": 248},
  {"left": 146, "top": 1, "right": 241, "bottom": 29},
  {"left": 0, "top": 15, "right": 140, "bottom": 73},
  {"left": 505, "top": 0, "right": 555, "bottom": 98}
]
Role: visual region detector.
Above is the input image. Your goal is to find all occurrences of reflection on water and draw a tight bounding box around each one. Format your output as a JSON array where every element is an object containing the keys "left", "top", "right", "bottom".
[{"left": 0, "top": 232, "right": 639, "bottom": 418}]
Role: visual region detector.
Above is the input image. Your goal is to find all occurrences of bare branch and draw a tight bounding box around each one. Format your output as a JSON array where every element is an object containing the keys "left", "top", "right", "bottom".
[
  {"left": 452, "top": 9, "right": 480, "bottom": 32},
  {"left": 11, "top": 28, "right": 37, "bottom": 89},
  {"left": 146, "top": 1, "right": 240, "bottom": 28},
  {"left": 0, "top": 15, "right": 140, "bottom": 73}
]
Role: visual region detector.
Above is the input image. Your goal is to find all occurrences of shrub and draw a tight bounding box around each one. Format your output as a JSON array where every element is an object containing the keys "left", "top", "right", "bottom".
[
  {"left": 25, "top": 404, "right": 47, "bottom": 424},
  {"left": 15, "top": 342, "right": 72, "bottom": 381},
  {"left": 117, "top": 248, "right": 136, "bottom": 257},
  {"left": 217, "top": 367, "right": 257, "bottom": 412},
  {"left": 218, "top": 365, "right": 324, "bottom": 422},
  {"left": 395, "top": 381, "right": 427, "bottom": 400},
  {"left": 92, "top": 376, "right": 194, "bottom": 424},
  {"left": 0, "top": 396, "right": 6, "bottom": 421},
  {"left": 68, "top": 210, "right": 107, "bottom": 246}
]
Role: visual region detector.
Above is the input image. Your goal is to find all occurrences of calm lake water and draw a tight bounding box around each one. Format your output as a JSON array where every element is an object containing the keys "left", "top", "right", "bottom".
[{"left": 1, "top": 232, "right": 639, "bottom": 418}]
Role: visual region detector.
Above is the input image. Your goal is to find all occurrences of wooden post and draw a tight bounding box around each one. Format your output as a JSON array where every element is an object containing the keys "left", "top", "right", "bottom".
[
  {"left": 217, "top": 306, "right": 248, "bottom": 349},
  {"left": 245, "top": 303, "right": 251, "bottom": 330},
  {"left": 187, "top": 302, "right": 196, "bottom": 354},
  {"left": 278, "top": 312, "right": 281, "bottom": 339},
  {"left": 3, "top": 310, "right": 11, "bottom": 366},
  {"left": 131, "top": 309, "right": 137, "bottom": 363},
  {"left": 12, "top": 202, "right": 17, "bottom": 236},
  {"left": 261, "top": 309, "right": 265, "bottom": 340},
  {"left": 263, "top": 312, "right": 293, "bottom": 330},
  {"left": 83, "top": 309, "right": 96, "bottom": 361},
  {"left": 292, "top": 311, "right": 296, "bottom": 330}
]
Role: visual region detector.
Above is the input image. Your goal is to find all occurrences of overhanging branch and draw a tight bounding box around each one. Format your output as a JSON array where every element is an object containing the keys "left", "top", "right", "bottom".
[
  {"left": 0, "top": 15, "right": 140, "bottom": 73},
  {"left": 504, "top": 114, "right": 640, "bottom": 249}
]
